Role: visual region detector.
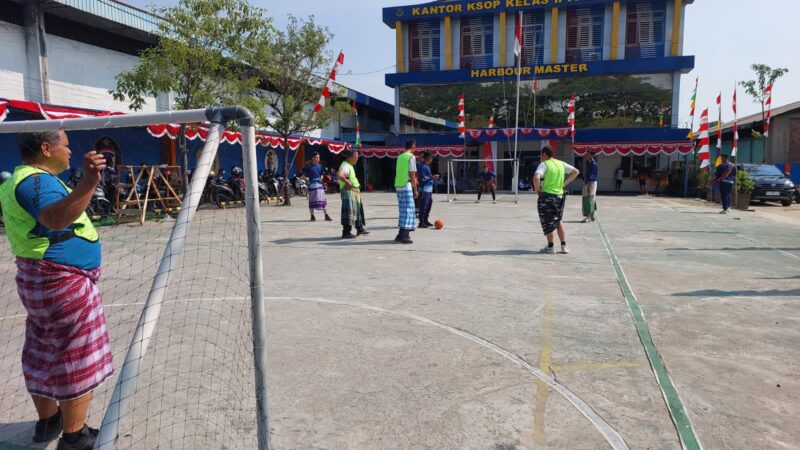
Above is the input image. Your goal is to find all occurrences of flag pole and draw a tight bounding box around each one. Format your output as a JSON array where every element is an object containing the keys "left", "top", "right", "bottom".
[{"left": 512, "top": 12, "right": 522, "bottom": 202}]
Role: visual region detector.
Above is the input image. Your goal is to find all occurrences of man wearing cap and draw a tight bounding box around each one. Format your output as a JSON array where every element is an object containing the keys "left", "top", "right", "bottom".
[
  {"left": 533, "top": 147, "right": 580, "bottom": 254},
  {"left": 394, "top": 139, "right": 418, "bottom": 244}
]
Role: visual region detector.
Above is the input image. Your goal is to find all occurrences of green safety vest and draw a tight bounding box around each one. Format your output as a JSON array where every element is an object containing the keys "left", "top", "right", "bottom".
[
  {"left": 338, "top": 161, "right": 360, "bottom": 190},
  {"left": 0, "top": 165, "right": 98, "bottom": 259},
  {"left": 395, "top": 152, "right": 414, "bottom": 188},
  {"left": 542, "top": 159, "right": 566, "bottom": 195}
]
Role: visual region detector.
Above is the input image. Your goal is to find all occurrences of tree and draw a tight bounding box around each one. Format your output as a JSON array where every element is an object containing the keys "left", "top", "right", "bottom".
[
  {"left": 111, "top": 0, "right": 272, "bottom": 189},
  {"left": 249, "top": 15, "right": 349, "bottom": 206},
  {"left": 740, "top": 63, "right": 789, "bottom": 142}
]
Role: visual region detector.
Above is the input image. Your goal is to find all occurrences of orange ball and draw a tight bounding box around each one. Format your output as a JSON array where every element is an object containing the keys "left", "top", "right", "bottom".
[{"left": 434, "top": 219, "right": 444, "bottom": 230}]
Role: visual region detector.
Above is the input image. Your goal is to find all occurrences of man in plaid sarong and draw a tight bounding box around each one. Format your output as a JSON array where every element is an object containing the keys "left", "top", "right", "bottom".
[
  {"left": 394, "top": 139, "right": 419, "bottom": 244},
  {"left": 0, "top": 131, "right": 113, "bottom": 449},
  {"left": 338, "top": 149, "right": 368, "bottom": 239}
]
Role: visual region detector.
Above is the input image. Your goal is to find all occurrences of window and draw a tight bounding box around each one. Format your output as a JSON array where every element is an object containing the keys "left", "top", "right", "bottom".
[
  {"left": 409, "top": 20, "right": 441, "bottom": 71},
  {"left": 566, "top": 6, "right": 604, "bottom": 63},
  {"left": 521, "top": 12, "right": 545, "bottom": 66},
  {"left": 461, "top": 16, "right": 493, "bottom": 69},
  {"left": 625, "top": 1, "right": 666, "bottom": 58}
]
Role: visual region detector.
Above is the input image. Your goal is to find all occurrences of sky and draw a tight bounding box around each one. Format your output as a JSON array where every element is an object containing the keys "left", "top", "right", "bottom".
[{"left": 122, "top": 0, "right": 800, "bottom": 127}]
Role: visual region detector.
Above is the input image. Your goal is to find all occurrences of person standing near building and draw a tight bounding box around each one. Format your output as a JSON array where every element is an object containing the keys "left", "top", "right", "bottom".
[
  {"left": 394, "top": 139, "right": 419, "bottom": 244},
  {"left": 302, "top": 152, "right": 332, "bottom": 222},
  {"left": 582, "top": 152, "right": 598, "bottom": 222},
  {"left": 637, "top": 165, "right": 649, "bottom": 195},
  {"left": 338, "top": 149, "right": 369, "bottom": 239},
  {"left": 0, "top": 131, "right": 114, "bottom": 449},
  {"left": 615, "top": 165, "right": 624, "bottom": 193},
  {"left": 417, "top": 151, "right": 436, "bottom": 228},
  {"left": 476, "top": 164, "right": 497, "bottom": 203},
  {"left": 533, "top": 147, "right": 580, "bottom": 254},
  {"left": 710, "top": 154, "right": 736, "bottom": 214}
]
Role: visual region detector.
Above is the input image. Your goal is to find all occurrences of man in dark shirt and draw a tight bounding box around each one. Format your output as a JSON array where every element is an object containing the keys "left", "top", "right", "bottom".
[
  {"left": 476, "top": 164, "right": 497, "bottom": 204},
  {"left": 710, "top": 154, "right": 736, "bottom": 214},
  {"left": 582, "top": 153, "right": 598, "bottom": 222}
]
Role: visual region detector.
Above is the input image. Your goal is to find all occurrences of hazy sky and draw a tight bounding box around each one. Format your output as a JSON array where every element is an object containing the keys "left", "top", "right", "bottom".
[{"left": 122, "top": 0, "right": 800, "bottom": 126}]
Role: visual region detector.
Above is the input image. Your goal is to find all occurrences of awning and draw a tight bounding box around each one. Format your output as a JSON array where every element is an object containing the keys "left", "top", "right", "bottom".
[
  {"left": 359, "top": 146, "right": 465, "bottom": 158},
  {"left": 573, "top": 142, "right": 694, "bottom": 156},
  {"left": 0, "top": 99, "right": 352, "bottom": 152}
]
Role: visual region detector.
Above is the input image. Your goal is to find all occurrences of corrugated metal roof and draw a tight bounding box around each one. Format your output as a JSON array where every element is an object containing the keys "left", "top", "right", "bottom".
[
  {"left": 51, "top": 0, "right": 164, "bottom": 34},
  {"left": 719, "top": 100, "right": 800, "bottom": 132}
]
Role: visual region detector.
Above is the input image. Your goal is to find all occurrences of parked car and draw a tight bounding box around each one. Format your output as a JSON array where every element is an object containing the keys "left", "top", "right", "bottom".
[{"left": 741, "top": 164, "right": 795, "bottom": 207}]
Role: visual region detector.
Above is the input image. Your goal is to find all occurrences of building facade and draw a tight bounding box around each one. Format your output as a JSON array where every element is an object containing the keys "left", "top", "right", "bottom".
[{"left": 382, "top": 0, "right": 696, "bottom": 192}]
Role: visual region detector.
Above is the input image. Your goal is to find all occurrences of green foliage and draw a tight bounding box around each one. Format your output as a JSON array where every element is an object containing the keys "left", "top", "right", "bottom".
[
  {"left": 739, "top": 63, "right": 789, "bottom": 105},
  {"left": 694, "top": 169, "right": 709, "bottom": 195},
  {"left": 111, "top": 0, "right": 272, "bottom": 113},
  {"left": 736, "top": 169, "right": 754, "bottom": 193}
]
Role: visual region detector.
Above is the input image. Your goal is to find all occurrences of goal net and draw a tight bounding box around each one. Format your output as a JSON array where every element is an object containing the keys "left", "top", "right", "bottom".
[
  {"left": 0, "top": 109, "right": 269, "bottom": 449},
  {"left": 446, "top": 158, "right": 520, "bottom": 203}
]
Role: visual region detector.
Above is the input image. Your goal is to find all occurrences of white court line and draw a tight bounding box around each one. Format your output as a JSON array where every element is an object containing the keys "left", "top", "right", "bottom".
[{"left": 268, "top": 295, "right": 629, "bottom": 450}]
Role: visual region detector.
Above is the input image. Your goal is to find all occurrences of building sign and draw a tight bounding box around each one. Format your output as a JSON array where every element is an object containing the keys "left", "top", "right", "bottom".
[
  {"left": 386, "top": 0, "right": 594, "bottom": 24},
  {"left": 470, "top": 63, "right": 590, "bottom": 79}
]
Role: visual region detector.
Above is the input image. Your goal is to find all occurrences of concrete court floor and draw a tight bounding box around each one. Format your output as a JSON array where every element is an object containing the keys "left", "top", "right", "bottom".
[{"left": 0, "top": 192, "right": 798, "bottom": 449}]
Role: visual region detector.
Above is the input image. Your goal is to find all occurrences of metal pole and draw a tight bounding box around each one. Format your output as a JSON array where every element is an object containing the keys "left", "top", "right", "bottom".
[
  {"left": 240, "top": 125, "right": 271, "bottom": 450},
  {"left": 513, "top": 19, "right": 523, "bottom": 200},
  {"left": 0, "top": 109, "right": 210, "bottom": 133},
  {"left": 94, "top": 123, "right": 223, "bottom": 450}
]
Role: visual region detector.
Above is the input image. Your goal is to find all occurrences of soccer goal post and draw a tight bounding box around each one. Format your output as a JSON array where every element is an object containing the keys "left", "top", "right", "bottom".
[
  {"left": 0, "top": 107, "right": 270, "bottom": 450},
  {"left": 446, "top": 158, "right": 520, "bottom": 203}
]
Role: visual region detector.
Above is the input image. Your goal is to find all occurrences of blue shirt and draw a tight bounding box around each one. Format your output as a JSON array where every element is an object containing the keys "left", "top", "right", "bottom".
[
  {"left": 587, "top": 160, "right": 598, "bottom": 182},
  {"left": 480, "top": 171, "right": 496, "bottom": 182},
  {"left": 715, "top": 162, "right": 736, "bottom": 184},
  {"left": 302, "top": 163, "right": 324, "bottom": 189},
  {"left": 418, "top": 163, "right": 434, "bottom": 193},
  {"left": 15, "top": 173, "right": 102, "bottom": 270}
]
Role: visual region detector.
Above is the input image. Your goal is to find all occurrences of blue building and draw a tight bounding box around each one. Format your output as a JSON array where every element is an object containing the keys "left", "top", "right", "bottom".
[{"left": 382, "top": 0, "right": 695, "bottom": 192}]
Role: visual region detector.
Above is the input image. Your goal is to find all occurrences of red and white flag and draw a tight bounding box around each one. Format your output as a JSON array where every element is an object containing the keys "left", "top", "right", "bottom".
[
  {"left": 488, "top": 113, "right": 494, "bottom": 128},
  {"left": 532, "top": 77, "right": 539, "bottom": 93},
  {"left": 567, "top": 94, "right": 576, "bottom": 143},
  {"left": 313, "top": 51, "right": 344, "bottom": 113},
  {"left": 764, "top": 84, "right": 773, "bottom": 137},
  {"left": 697, "top": 109, "right": 710, "bottom": 169},
  {"left": 514, "top": 12, "right": 523, "bottom": 60},
  {"left": 732, "top": 86, "right": 739, "bottom": 157},
  {"left": 457, "top": 94, "right": 465, "bottom": 138},
  {"left": 716, "top": 92, "right": 722, "bottom": 150}
]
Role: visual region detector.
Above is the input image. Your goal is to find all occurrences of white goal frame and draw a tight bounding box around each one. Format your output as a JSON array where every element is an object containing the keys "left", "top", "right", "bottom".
[
  {"left": 446, "top": 157, "right": 520, "bottom": 203},
  {"left": 0, "top": 107, "right": 271, "bottom": 450}
]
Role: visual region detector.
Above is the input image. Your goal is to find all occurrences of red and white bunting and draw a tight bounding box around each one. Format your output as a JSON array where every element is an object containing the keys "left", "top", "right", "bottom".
[
  {"left": 0, "top": 101, "right": 7, "bottom": 122},
  {"left": 536, "top": 128, "right": 551, "bottom": 138},
  {"left": 359, "top": 146, "right": 465, "bottom": 159},
  {"left": 520, "top": 128, "right": 533, "bottom": 135},
  {"left": 484, "top": 129, "right": 498, "bottom": 137},
  {"left": 697, "top": 109, "right": 710, "bottom": 169},
  {"left": 313, "top": 51, "right": 344, "bottom": 114},
  {"left": 573, "top": 142, "right": 694, "bottom": 156},
  {"left": 502, "top": 128, "right": 516, "bottom": 138},
  {"left": 467, "top": 129, "right": 483, "bottom": 139},
  {"left": 763, "top": 84, "right": 773, "bottom": 137},
  {"left": 457, "top": 94, "right": 465, "bottom": 138},
  {"left": 732, "top": 86, "right": 739, "bottom": 157},
  {"left": 567, "top": 94, "right": 576, "bottom": 142}
]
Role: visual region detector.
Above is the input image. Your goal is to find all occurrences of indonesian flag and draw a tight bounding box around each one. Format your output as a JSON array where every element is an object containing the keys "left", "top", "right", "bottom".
[
  {"left": 457, "top": 94, "right": 465, "bottom": 138},
  {"left": 0, "top": 101, "right": 7, "bottom": 122},
  {"left": 567, "top": 93, "right": 576, "bottom": 143},
  {"left": 715, "top": 92, "right": 723, "bottom": 167},
  {"left": 488, "top": 113, "right": 494, "bottom": 128},
  {"left": 764, "top": 84, "right": 773, "bottom": 137},
  {"left": 514, "top": 12, "right": 523, "bottom": 60},
  {"left": 732, "top": 86, "right": 739, "bottom": 157},
  {"left": 697, "top": 109, "right": 710, "bottom": 170},
  {"left": 313, "top": 51, "right": 344, "bottom": 113},
  {"left": 687, "top": 77, "right": 698, "bottom": 139},
  {"left": 533, "top": 77, "right": 539, "bottom": 93}
]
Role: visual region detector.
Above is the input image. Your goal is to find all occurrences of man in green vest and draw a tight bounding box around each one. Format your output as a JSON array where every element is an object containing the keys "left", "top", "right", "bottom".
[
  {"left": 337, "top": 149, "right": 368, "bottom": 239},
  {"left": 394, "top": 139, "right": 419, "bottom": 244},
  {"left": 0, "top": 131, "right": 113, "bottom": 449},
  {"left": 533, "top": 147, "right": 580, "bottom": 254}
]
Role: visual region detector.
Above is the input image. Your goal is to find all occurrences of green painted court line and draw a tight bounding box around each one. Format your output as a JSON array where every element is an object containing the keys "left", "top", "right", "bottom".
[{"left": 596, "top": 221, "right": 703, "bottom": 450}]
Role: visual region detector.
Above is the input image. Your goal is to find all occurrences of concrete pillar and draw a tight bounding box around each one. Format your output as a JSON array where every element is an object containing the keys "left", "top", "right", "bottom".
[{"left": 23, "top": 1, "right": 49, "bottom": 103}]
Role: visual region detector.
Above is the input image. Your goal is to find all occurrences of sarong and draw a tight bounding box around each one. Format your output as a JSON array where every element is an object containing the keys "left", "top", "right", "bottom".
[
  {"left": 396, "top": 188, "right": 416, "bottom": 230},
  {"left": 16, "top": 258, "right": 114, "bottom": 400},
  {"left": 582, "top": 182, "right": 597, "bottom": 217},
  {"left": 308, "top": 186, "right": 327, "bottom": 210},
  {"left": 537, "top": 193, "right": 566, "bottom": 235},
  {"left": 340, "top": 189, "right": 365, "bottom": 228}
]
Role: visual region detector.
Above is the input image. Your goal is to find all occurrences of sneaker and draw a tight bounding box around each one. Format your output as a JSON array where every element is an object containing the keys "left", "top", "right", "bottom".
[
  {"left": 356, "top": 229, "right": 370, "bottom": 236},
  {"left": 57, "top": 425, "right": 99, "bottom": 450},
  {"left": 539, "top": 246, "right": 556, "bottom": 254},
  {"left": 493, "top": 200, "right": 497, "bottom": 204},
  {"left": 560, "top": 244, "right": 570, "bottom": 254},
  {"left": 341, "top": 233, "right": 356, "bottom": 239},
  {"left": 33, "top": 409, "right": 62, "bottom": 443},
  {"left": 581, "top": 217, "right": 590, "bottom": 223},
  {"left": 424, "top": 220, "right": 434, "bottom": 227},
  {"left": 418, "top": 222, "right": 430, "bottom": 228}
]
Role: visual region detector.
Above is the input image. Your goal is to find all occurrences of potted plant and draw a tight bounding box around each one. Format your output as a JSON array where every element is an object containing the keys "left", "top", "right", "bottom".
[
  {"left": 735, "top": 169, "right": 754, "bottom": 210},
  {"left": 694, "top": 170, "right": 710, "bottom": 199}
]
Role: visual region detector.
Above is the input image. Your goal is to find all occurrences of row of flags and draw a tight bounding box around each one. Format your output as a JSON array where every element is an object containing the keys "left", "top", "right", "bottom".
[
  {"left": 690, "top": 77, "right": 774, "bottom": 170},
  {"left": 313, "top": 51, "right": 363, "bottom": 148},
  {"left": 456, "top": 92, "right": 575, "bottom": 141}
]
